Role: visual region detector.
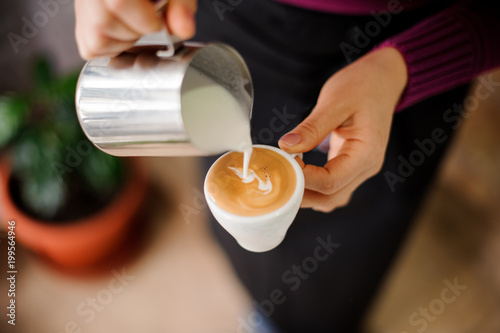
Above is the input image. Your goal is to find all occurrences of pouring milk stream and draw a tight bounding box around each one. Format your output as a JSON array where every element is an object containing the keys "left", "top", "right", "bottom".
[{"left": 182, "top": 67, "right": 271, "bottom": 189}]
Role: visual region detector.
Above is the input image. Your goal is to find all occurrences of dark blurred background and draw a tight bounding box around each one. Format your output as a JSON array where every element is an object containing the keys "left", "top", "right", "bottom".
[{"left": 0, "top": 0, "right": 82, "bottom": 91}]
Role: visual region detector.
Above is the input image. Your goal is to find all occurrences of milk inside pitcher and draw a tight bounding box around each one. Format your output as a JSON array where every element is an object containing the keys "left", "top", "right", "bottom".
[
  {"left": 75, "top": 42, "right": 253, "bottom": 156},
  {"left": 181, "top": 66, "right": 252, "bottom": 154}
]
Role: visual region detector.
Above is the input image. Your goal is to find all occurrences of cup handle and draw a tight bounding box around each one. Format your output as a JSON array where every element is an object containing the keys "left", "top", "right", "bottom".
[
  {"left": 290, "top": 152, "right": 303, "bottom": 160},
  {"left": 135, "top": 0, "right": 181, "bottom": 57}
]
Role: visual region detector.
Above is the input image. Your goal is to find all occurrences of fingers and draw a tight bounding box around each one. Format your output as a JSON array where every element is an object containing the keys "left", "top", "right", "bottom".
[
  {"left": 301, "top": 173, "right": 366, "bottom": 212},
  {"left": 278, "top": 104, "right": 351, "bottom": 154},
  {"left": 166, "top": 0, "right": 197, "bottom": 39},
  {"left": 297, "top": 125, "right": 385, "bottom": 212},
  {"left": 75, "top": 0, "right": 162, "bottom": 60},
  {"left": 327, "top": 130, "right": 345, "bottom": 160},
  {"left": 103, "top": 0, "right": 162, "bottom": 34},
  {"left": 304, "top": 136, "right": 373, "bottom": 195},
  {"left": 301, "top": 186, "right": 353, "bottom": 213},
  {"left": 294, "top": 155, "right": 306, "bottom": 169},
  {"left": 78, "top": 34, "right": 139, "bottom": 60}
]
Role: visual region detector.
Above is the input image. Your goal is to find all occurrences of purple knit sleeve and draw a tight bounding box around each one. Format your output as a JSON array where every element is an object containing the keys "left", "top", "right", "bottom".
[{"left": 376, "top": 1, "right": 500, "bottom": 111}]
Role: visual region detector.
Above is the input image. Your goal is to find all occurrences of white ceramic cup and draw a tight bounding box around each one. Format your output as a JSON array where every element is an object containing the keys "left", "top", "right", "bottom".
[{"left": 204, "top": 144, "right": 305, "bottom": 252}]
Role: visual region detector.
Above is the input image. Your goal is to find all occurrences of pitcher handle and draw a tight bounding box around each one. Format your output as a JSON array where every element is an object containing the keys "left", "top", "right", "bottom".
[{"left": 134, "top": 0, "right": 181, "bottom": 57}]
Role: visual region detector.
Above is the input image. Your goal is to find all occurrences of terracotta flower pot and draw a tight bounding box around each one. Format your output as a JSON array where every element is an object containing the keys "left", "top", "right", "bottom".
[{"left": 0, "top": 158, "right": 147, "bottom": 269}]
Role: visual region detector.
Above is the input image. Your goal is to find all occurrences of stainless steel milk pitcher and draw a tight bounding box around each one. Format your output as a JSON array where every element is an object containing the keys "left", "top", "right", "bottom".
[{"left": 75, "top": 14, "right": 253, "bottom": 156}]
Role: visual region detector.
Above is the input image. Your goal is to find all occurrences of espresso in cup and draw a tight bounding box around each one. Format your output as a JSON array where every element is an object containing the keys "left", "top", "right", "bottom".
[
  {"left": 205, "top": 144, "right": 305, "bottom": 252},
  {"left": 206, "top": 147, "right": 297, "bottom": 216}
]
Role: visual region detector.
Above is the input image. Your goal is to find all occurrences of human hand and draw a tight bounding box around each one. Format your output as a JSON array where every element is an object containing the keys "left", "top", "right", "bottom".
[
  {"left": 75, "top": 0, "right": 197, "bottom": 60},
  {"left": 279, "top": 47, "right": 408, "bottom": 213}
]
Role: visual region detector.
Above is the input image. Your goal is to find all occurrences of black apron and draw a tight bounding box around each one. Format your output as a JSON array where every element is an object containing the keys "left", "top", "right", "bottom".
[{"left": 193, "top": 0, "right": 467, "bottom": 331}]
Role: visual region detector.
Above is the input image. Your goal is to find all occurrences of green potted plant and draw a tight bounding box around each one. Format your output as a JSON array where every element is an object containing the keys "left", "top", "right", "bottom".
[{"left": 0, "top": 57, "right": 147, "bottom": 269}]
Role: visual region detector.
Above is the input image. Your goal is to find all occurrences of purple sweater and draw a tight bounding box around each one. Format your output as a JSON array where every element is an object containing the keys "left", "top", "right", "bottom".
[{"left": 274, "top": 0, "right": 500, "bottom": 110}]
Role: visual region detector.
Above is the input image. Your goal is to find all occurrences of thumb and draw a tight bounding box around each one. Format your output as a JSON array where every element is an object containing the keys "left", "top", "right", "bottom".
[
  {"left": 167, "top": 0, "right": 197, "bottom": 39},
  {"left": 278, "top": 105, "right": 348, "bottom": 154}
]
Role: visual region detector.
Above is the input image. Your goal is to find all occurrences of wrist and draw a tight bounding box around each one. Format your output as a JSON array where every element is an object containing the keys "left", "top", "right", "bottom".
[
  {"left": 375, "top": 46, "right": 408, "bottom": 88},
  {"left": 365, "top": 46, "right": 408, "bottom": 107}
]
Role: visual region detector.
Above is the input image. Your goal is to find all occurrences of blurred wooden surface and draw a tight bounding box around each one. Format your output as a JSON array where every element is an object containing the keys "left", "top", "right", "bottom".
[
  {"left": 0, "top": 156, "right": 252, "bottom": 333},
  {"left": 365, "top": 70, "right": 500, "bottom": 332}
]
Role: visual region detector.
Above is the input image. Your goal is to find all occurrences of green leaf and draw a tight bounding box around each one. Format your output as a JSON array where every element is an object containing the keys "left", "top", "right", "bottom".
[
  {"left": 55, "top": 71, "right": 79, "bottom": 100},
  {"left": 3, "top": 56, "right": 125, "bottom": 221},
  {"left": 77, "top": 149, "right": 125, "bottom": 200},
  {"left": 19, "top": 174, "right": 67, "bottom": 220},
  {"left": 33, "top": 56, "right": 53, "bottom": 89},
  {"left": 12, "top": 128, "right": 66, "bottom": 181},
  {"left": 0, "top": 96, "right": 29, "bottom": 148}
]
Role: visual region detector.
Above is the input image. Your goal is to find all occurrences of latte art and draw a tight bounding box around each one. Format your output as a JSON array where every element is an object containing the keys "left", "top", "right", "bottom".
[
  {"left": 206, "top": 148, "right": 296, "bottom": 216},
  {"left": 228, "top": 167, "right": 272, "bottom": 194}
]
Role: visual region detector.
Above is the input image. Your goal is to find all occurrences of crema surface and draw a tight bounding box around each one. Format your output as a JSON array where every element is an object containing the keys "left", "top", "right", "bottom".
[{"left": 206, "top": 148, "right": 297, "bottom": 216}]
